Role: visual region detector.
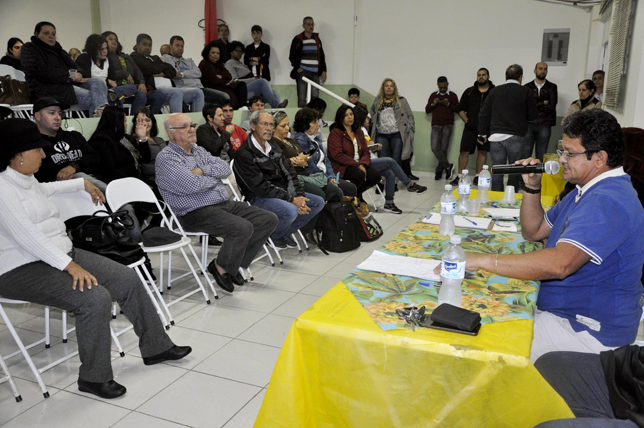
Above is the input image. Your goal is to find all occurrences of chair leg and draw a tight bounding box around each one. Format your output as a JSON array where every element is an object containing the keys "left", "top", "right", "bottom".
[
  {"left": 135, "top": 265, "right": 173, "bottom": 328},
  {"left": 246, "top": 267, "right": 254, "bottom": 281},
  {"left": 0, "top": 351, "right": 22, "bottom": 402},
  {"left": 110, "top": 327, "right": 125, "bottom": 357},
  {"left": 297, "top": 229, "right": 309, "bottom": 251},
  {"left": 0, "top": 305, "right": 49, "bottom": 398},
  {"left": 291, "top": 233, "right": 303, "bottom": 253},
  {"left": 267, "top": 239, "right": 284, "bottom": 265},
  {"left": 44, "top": 307, "right": 50, "bottom": 348},
  {"left": 158, "top": 252, "right": 165, "bottom": 294},
  {"left": 179, "top": 246, "right": 213, "bottom": 303},
  {"left": 186, "top": 243, "right": 218, "bottom": 298}
]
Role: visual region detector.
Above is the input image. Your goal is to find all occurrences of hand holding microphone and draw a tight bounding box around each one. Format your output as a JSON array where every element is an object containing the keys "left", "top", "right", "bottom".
[{"left": 491, "top": 158, "right": 559, "bottom": 191}]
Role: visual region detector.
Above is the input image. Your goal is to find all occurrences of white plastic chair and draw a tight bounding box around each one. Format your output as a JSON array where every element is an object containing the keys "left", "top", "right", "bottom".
[
  {"left": 0, "top": 350, "right": 21, "bottom": 403},
  {"left": 105, "top": 178, "right": 218, "bottom": 322},
  {"left": 365, "top": 182, "right": 386, "bottom": 212},
  {"left": 0, "top": 64, "right": 18, "bottom": 79}
]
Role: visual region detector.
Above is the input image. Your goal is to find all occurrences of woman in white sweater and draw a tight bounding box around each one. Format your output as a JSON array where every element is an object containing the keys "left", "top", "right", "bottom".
[{"left": 0, "top": 119, "right": 191, "bottom": 399}]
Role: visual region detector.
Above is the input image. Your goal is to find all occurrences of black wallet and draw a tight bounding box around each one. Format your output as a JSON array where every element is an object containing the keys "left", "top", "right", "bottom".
[{"left": 429, "top": 304, "right": 481, "bottom": 332}]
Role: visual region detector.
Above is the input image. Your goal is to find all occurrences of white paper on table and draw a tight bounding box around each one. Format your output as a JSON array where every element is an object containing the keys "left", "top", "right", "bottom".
[
  {"left": 421, "top": 213, "right": 492, "bottom": 230},
  {"left": 492, "top": 221, "right": 518, "bottom": 232},
  {"left": 482, "top": 208, "right": 521, "bottom": 219},
  {"left": 356, "top": 250, "right": 440, "bottom": 281}
]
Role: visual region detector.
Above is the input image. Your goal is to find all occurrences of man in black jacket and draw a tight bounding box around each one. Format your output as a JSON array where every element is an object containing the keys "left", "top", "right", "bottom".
[
  {"left": 289, "top": 16, "right": 327, "bottom": 107},
  {"left": 33, "top": 97, "right": 106, "bottom": 191},
  {"left": 524, "top": 62, "right": 558, "bottom": 161},
  {"left": 453, "top": 68, "right": 495, "bottom": 186},
  {"left": 233, "top": 110, "right": 324, "bottom": 248},
  {"left": 478, "top": 64, "right": 539, "bottom": 191},
  {"left": 244, "top": 25, "right": 271, "bottom": 82}
]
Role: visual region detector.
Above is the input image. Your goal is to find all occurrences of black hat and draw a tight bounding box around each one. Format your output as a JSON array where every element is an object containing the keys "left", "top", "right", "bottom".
[
  {"left": 33, "top": 97, "right": 70, "bottom": 113},
  {"left": 0, "top": 105, "right": 12, "bottom": 119},
  {"left": 0, "top": 119, "right": 52, "bottom": 157}
]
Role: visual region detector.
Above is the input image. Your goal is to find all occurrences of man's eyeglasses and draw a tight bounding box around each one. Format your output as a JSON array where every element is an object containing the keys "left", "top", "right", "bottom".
[
  {"left": 257, "top": 122, "right": 274, "bottom": 128},
  {"left": 168, "top": 123, "right": 197, "bottom": 131},
  {"left": 556, "top": 149, "right": 595, "bottom": 161}
]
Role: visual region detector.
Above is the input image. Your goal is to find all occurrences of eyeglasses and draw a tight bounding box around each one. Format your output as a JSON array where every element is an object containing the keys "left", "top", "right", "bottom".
[
  {"left": 168, "top": 123, "right": 196, "bottom": 131},
  {"left": 257, "top": 122, "right": 274, "bottom": 128},
  {"left": 556, "top": 149, "right": 595, "bottom": 161}
]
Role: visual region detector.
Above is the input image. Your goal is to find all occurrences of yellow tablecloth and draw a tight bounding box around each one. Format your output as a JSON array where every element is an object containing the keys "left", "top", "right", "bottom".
[
  {"left": 540, "top": 153, "right": 567, "bottom": 200},
  {"left": 255, "top": 284, "right": 573, "bottom": 427}
]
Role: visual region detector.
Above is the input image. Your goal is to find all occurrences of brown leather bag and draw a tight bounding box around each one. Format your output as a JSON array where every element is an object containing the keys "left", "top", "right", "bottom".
[
  {"left": 347, "top": 196, "right": 369, "bottom": 218},
  {"left": 0, "top": 75, "right": 31, "bottom": 105}
]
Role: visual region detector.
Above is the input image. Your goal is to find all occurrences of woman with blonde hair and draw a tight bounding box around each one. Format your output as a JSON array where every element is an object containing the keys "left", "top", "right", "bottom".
[{"left": 369, "top": 78, "right": 417, "bottom": 180}]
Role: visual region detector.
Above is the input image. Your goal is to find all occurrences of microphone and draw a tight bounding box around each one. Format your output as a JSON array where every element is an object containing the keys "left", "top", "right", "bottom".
[{"left": 491, "top": 161, "right": 560, "bottom": 175}]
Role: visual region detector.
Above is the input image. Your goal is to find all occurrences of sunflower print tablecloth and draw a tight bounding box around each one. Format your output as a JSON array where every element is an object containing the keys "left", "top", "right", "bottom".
[{"left": 343, "top": 218, "right": 544, "bottom": 331}]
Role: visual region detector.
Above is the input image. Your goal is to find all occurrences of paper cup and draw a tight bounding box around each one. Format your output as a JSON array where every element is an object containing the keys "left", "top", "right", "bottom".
[
  {"left": 504, "top": 186, "right": 516, "bottom": 204},
  {"left": 467, "top": 199, "right": 480, "bottom": 216}
]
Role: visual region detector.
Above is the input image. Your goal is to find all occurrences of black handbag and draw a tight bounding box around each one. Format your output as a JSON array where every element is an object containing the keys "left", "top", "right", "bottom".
[{"left": 71, "top": 210, "right": 145, "bottom": 265}]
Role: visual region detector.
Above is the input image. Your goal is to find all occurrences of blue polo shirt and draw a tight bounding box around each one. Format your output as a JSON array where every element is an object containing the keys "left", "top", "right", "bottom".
[{"left": 539, "top": 170, "right": 644, "bottom": 346}]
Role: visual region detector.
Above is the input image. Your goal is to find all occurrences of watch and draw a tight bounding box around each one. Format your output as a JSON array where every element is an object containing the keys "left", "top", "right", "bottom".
[{"left": 519, "top": 183, "right": 541, "bottom": 194}]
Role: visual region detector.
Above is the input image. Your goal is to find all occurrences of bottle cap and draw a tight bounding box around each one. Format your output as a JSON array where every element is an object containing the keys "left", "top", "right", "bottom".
[
  {"left": 450, "top": 235, "right": 462, "bottom": 244},
  {"left": 462, "top": 170, "right": 469, "bottom": 175},
  {"left": 445, "top": 184, "right": 452, "bottom": 191},
  {"left": 483, "top": 165, "right": 489, "bottom": 170}
]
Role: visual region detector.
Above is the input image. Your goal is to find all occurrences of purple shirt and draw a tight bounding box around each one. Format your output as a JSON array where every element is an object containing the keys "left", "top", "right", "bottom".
[{"left": 155, "top": 142, "right": 230, "bottom": 217}]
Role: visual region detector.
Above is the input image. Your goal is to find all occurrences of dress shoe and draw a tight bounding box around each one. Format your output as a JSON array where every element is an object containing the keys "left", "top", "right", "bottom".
[
  {"left": 304, "top": 231, "right": 317, "bottom": 246},
  {"left": 408, "top": 173, "right": 419, "bottom": 180},
  {"left": 78, "top": 378, "right": 126, "bottom": 399},
  {"left": 231, "top": 271, "right": 245, "bottom": 286},
  {"left": 143, "top": 345, "right": 193, "bottom": 366},
  {"left": 435, "top": 166, "right": 443, "bottom": 180},
  {"left": 277, "top": 99, "right": 289, "bottom": 108},
  {"left": 207, "top": 260, "right": 235, "bottom": 292}
]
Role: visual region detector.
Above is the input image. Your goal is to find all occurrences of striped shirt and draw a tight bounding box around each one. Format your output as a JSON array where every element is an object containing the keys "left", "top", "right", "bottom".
[{"left": 300, "top": 38, "right": 319, "bottom": 73}]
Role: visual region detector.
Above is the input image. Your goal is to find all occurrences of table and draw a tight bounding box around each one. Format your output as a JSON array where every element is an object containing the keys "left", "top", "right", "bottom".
[{"left": 255, "top": 194, "right": 573, "bottom": 428}]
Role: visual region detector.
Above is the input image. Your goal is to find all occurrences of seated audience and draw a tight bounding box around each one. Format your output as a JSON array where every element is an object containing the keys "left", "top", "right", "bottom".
[
  {"left": 353, "top": 105, "right": 427, "bottom": 197},
  {"left": 213, "top": 24, "right": 231, "bottom": 64},
  {"left": 244, "top": 25, "right": 271, "bottom": 81},
  {"left": 348, "top": 87, "right": 368, "bottom": 111},
  {"left": 199, "top": 41, "right": 247, "bottom": 109},
  {"left": 1, "top": 37, "right": 23, "bottom": 70},
  {"left": 306, "top": 97, "right": 328, "bottom": 141},
  {"left": 233, "top": 110, "right": 324, "bottom": 249},
  {"left": 101, "top": 31, "right": 150, "bottom": 113},
  {"left": 327, "top": 105, "right": 387, "bottom": 210},
  {"left": 291, "top": 107, "right": 357, "bottom": 203},
  {"left": 159, "top": 44, "right": 171, "bottom": 56},
  {"left": 458, "top": 110, "right": 644, "bottom": 362},
  {"left": 563, "top": 79, "right": 602, "bottom": 122},
  {"left": 592, "top": 70, "right": 605, "bottom": 103},
  {"left": 240, "top": 95, "right": 265, "bottom": 132},
  {"left": 196, "top": 103, "right": 234, "bottom": 161},
  {"left": 68, "top": 47, "right": 81, "bottom": 61},
  {"left": 534, "top": 348, "right": 642, "bottom": 427},
  {"left": 162, "top": 35, "right": 229, "bottom": 105},
  {"left": 130, "top": 107, "right": 167, "bottom": 185},
  {"left": 76, "top": 34, "right": 146, "bottom": 113},
  {"left": 224, "top": 41, "right": 286, "bottom": 108},
  {"left": 221, "top": 100, "right": 248, "bottom": 151},
  {"left": 155, "top": 113, "right": 278, "bottom": 293},
  {"left": 0, "top": 118, "right": 191, "bottom": 400},
  {"left": 131, "top": 33, "right": 203, "bottom": 114},
  {"left": 32, "top": 97, "right": 105, "bottom": 191},
  {"left": 88, "top": 106, "right": 150, "bottom": 242},
  {"left": 21, "top": 21, "right": 108, "bottom": 116}
]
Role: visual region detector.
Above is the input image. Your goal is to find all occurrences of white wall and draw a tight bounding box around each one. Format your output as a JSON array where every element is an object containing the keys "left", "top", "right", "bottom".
[
  {"left": 354, "top": 0, "right": 593, "bottom": 116},
  {"left": 0, "top": 0, "right": 93, "bottom": 52}
]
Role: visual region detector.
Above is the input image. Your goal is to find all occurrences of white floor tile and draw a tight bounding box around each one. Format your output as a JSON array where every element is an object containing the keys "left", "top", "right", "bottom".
[
  {"left": 193, "top": 340, "right": 280, "bottom": 387},
  {"left": 299, "top": 276, "right": 341, "bottom": 297},
  {"left": 111, "top": 412, "right": 188, "bottom": 428},
  {"left": 214, "top": 285, "right": 295, "bottom": 314},
  {"left": 223, "top": 389, "right": 266, "bottom": 428},
  {"left": 0, "top": 378, "right": 60, "bottom": 425},
  {"left": 272, "top": 294, "right": 320, "bottom": 319},
  {"left": 252, "top": 269, "right": 319, "bottom": 293},
  {"left": 178, "top": 305, "right": 267, "bottom": 338},
  {"left": 137, "top": 371, "right": 260, "bottom": 428},
  {"left": 323, "top": 262, "right": 359, "bottom": 279},
  {"left": 237, "top": 314, "right": 295, "bottom": 348}
]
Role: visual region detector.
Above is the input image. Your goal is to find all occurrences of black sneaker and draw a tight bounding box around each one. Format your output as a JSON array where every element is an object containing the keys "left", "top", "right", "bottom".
[
  {"left": 408, "top": 183, "right": 427, "bottom": 194},
  {"left": 435, "top": 166, "right": 443, "bottom": 181},
  {"left": 272, "top": 238, "right": 288, "bottom": 249},
  {"left": 449, "top": 176, "right": 460, "bottom": 186},
  {"left": 383, "top": 203, "right": 402, "bottom": 214},
  {"left": 283, "top": 235, "right": 298, "bottom": 248},
  {"left": 445, "top": 164, "right": 455, "bottom": 181},
  {"left": 408, "top": 173, "right": 419, "bottom": 180}
]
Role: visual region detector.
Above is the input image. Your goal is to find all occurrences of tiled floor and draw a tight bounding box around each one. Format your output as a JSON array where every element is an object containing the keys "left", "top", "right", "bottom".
[{"left": 0, "top": 176, "right": 446, "bottom": 428}]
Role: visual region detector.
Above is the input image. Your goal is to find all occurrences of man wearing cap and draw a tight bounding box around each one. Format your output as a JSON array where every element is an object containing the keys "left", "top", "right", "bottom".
[
  {"left": 32, "top": 97, "right": 106, "bottom": 191},
  {"left": 0, "top": 118, "right": 192, "bottom": 399}
]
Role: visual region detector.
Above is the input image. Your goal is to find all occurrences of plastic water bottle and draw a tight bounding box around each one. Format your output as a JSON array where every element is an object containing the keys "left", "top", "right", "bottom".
[
  {"left": 456, "top": 170, "right": 471, "bottom": 212},
  {"left": 439, "top": 184, "right": 456, "bottom": 236},
  {"left": 438, "top": 235, "right": 466, "bottom": 307},
  {"left": 477, "top": 165, "right": 491, "bottom": 202}
]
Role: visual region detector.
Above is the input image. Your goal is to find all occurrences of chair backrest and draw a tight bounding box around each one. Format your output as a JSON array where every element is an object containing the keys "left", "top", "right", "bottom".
[{"left": 49, "top": 191, "right": 102, "bottom": 222}]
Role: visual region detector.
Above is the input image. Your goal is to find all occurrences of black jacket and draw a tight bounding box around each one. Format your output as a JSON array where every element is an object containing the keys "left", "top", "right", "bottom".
[
  {"left": 130, "top": 52, "right": 176, "bottom": 89},
  {"left": 478, "top": 81, "right": 539, "bottom": 137},
  {"left": 89, "top": 133, "right": 150, "bottom": 183},
  {"left": 35, "top": 129, "right": 101, "bottom": 183},
  {"left": 524, "top": 79, "right": 558, "bottom": 126},
  {"left": 106, "top": 52, "right": 145, "bottom": 85},
  {"left": 20, "top": 36, "right": 78, "bottom": 105},
  {"left": 196, "top": 124, "right": 234, "bottom": 161},
  {"left": 458, "top": 82, "right": 495, "bottom": 132},
  {"left": 233, "top": 137, "right": 304, "bottom": 203},
  {"left": 244, "top": 41, "right": 271, "bottom": 81},
  {"left": 0, "top": 55, "right": 22, "bottom": 70},
  {"left": 75, "top": 53, "right": 107, "bottom": 81},
  {"left": 288, "top": 32, "right": 326, "bottom": 80}
]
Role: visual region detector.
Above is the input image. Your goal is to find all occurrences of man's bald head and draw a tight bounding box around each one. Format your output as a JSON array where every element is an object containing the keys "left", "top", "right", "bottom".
[
  {"left": 165, "top": 113, "right": 196, "bottom": 151},
  {"left": 534, "top": 62, "right": 548, "bottom": 81}
]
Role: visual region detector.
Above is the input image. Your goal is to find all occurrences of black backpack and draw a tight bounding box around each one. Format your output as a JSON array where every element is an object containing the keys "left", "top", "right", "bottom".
[{"left": 316, "top": 200, "right": 361, "bottom": 253}]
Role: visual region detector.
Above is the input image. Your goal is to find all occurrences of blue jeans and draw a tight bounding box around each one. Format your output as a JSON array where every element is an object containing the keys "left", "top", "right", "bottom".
[
  {"left": 296, "top": 70, "right": 319, "bottom": 107},
  {"left": 431, "top": 124, "right": 453, "bottom": 168},
  {"left": 246, "top": 78, "right": 280, "bottom": 107},
  {"left": 73, "top": 78, "right": 108, "bottom": 116},
  {"left": 253, "top": 193, "right": 324, "bottom": 240},
  {"left": 490, "top": 136, "right": 525, "bottom": 192},
  {"left": 201, "top": 87, "right": 230, "bottom": 104},
  {"left": 111, "top": 84, "right": 147, "bottom": 112},
  {"left": 370, "top": 157, "right": 411, "bottom": 203},
  {"left": 180, "top": 87, "right": 204, "bottom": 112},
  {"left": 524, "top": 123, "right": 552, "bottom": 161},
  {"left": 375, "top": 132, "right": 403, "bottom": 167},
  {"left": 147, "top": 88, "right": 183, "bottom": 113}
]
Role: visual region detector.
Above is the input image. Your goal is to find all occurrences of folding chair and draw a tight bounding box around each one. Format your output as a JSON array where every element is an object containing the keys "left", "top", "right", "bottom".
[
  {"left": 105, "top": 178, "right": 218, "bottom": 324},
  {"left": 0, "top": 350, "right": 21, "bottom": 402},
  {"left": 365, "top": 182, "right": 386, "bottom": 212}
]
